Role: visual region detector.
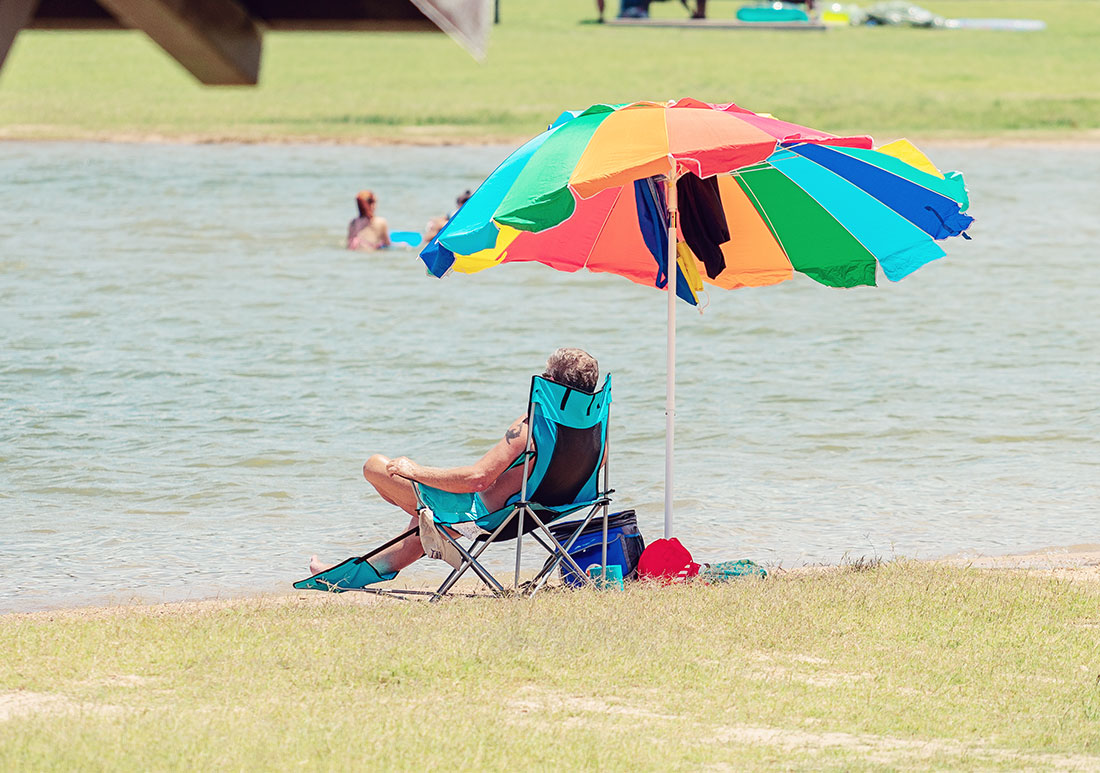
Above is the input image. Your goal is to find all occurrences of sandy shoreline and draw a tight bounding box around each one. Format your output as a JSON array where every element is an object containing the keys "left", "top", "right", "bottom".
[
  {"left": 3, "top": 127, "right": 1100, "bottom": 149},
  {"left": 938, "top": 544, "right": 1100, "bottom": 583},
  {"left": 5, "top": 544, "right": 1097, "bottom": 622}
]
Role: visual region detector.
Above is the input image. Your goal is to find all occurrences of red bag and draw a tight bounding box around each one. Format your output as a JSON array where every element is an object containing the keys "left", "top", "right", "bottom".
[{"left": 636, "top": 538, "right": 702, "bottom": 583}]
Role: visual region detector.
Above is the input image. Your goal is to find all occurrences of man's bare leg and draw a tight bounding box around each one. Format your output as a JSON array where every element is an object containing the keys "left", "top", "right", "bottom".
[
  {"left": 308, "top": 517, "right": 424, "bottom": 576},
  {"left": 306, "top": 455, "right": 426, "bottom": 576},
  {"left": 308, "top": 555, "right": 336, "bottom": 574},
  {"left": 308, "top": 513, "right": 423, "bottom": 575},
  {"left": 363, "top": 454, "right": 420, "bottom": 515}
]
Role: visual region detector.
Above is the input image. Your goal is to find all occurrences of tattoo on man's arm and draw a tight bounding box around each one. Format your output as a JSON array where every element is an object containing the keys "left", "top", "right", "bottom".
[{"left": 505, "top": 425, "right": 522, "bottom": 442}]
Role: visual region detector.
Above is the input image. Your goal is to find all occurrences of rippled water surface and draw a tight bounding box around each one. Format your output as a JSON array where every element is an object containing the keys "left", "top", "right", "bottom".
[{"left": 1, "top": 141, "right": 1097, "bottom": 612}]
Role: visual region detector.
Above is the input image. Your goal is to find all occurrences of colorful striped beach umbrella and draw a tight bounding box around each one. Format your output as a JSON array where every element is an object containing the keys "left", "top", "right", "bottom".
[{"left": 419, "top": 98, "right": 973, "bottom": 537}]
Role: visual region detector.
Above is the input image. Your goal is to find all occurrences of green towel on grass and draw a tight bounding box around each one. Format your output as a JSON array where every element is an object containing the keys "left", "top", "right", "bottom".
[{"left": 700, "top": 560, "right": 767, "bottom": 581}]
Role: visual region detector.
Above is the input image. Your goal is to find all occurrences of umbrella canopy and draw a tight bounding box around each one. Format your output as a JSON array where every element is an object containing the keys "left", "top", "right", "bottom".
[{"left": 418, "top": 98, "right": 974, "bottom": 535}]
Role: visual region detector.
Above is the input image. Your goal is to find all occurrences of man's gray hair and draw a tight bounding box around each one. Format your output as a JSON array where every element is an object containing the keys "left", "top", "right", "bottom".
[{"left": 544, "top": 348, "right": 599, "bottom": 392}]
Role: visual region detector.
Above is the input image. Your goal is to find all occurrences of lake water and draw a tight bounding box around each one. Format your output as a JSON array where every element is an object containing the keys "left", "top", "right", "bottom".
[{"left": 1, "top": 141, "right": 1097, "bottom": 613}]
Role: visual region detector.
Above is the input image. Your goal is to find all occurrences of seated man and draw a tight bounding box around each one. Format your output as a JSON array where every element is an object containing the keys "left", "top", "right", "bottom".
[
  {"left": 308, "top": 347, "right": 601, "bottom": 578},
  {"left": 618, "top": 0, "right": 706, "bottom": 19}
]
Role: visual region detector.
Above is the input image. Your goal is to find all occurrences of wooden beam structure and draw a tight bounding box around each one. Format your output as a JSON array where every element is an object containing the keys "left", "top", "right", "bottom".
[
  {"left": 1, "top": 0, "right": 40, "bottom": 71},
  {"left": 26, "top": 0, "right": 444, "bottom": 30},
  {"left": 95, "top": 0, "right": 261, "bottom": 84},
  {"left": 4, "top": 0, "right": 490, "bottom": 84}
]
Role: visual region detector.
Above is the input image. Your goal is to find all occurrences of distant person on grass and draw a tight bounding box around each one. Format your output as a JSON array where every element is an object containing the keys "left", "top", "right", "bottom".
[
  {"left": 346, "top": 190, "right": 390, "bottom": 251},
  {"left": 615, "top": 0, "right": 706, "bottom": 19},
  {"left": 308, "top": 348, "right": 601, "bottom": 578}
]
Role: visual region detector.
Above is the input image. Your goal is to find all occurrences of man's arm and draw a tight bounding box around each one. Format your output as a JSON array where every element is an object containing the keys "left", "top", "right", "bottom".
[{"left": 385, "top": 416, "right": 528, "bottom": 493}]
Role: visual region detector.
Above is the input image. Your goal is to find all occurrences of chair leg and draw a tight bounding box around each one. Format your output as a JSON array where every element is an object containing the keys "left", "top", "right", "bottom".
[
  {"left": 431, "top": 510, "right": 520, "bottom": 600},
  {"left": 434, "top": 562, "right": 465, "bottom": 599},
  {"left": 427, "top": 502, "right": 614, "bottom": 601},
  {"left": 528, "top": 516, "right": 595, "bottom": 590},
  {"left": 600, "top": 504, "right": 610, "bottom": 583},
  {"left": 526, "top": 530, "right": 563, "bottom": 586},
  {"left": 524, "top": 532, "right": 575, "bottom": 592},
  {"left": 513, "top": 506, "right": 525, "bottom": 590},
  {"left": 432, "top": 533, "right": 506, "bottom": 601},
  {"left": 525, "top": 507, "right": 603, "bottom": 597},
  {"left": 530, "top": 498, "right": 612, "bottom": 595}
]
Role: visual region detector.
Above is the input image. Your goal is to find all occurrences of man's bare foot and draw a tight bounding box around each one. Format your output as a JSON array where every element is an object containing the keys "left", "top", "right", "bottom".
[{"left": 309, "top": 555, "right": 336, "bottom": 575}]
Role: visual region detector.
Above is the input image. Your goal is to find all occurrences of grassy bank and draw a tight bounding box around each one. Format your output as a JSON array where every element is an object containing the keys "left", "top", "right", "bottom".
[
  {"left": 0, "top": 1, "right": 1097, "bottom": 143},
  {"left": 3, "top": 563, "right": 1099, "bottom": 770}
]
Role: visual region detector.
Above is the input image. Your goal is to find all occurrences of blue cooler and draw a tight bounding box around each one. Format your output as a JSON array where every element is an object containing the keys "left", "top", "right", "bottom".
[{"left": 545, "top": 510, "right": 646, "bottom": 587}]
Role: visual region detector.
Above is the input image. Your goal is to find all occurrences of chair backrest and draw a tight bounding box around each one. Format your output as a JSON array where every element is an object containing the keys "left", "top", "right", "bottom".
[{"left": 522, "top": 373, "right": 612, "bottom": 509}]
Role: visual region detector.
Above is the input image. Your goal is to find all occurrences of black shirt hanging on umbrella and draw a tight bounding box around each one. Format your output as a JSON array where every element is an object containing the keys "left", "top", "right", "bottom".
[{"left": 677, "top": 172, "right": 731, "bottom": 280}]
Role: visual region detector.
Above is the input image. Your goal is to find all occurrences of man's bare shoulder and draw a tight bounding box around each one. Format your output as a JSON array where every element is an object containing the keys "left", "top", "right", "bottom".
[{"left": 504, "top": 415, "right": 528, "bottom": 445}]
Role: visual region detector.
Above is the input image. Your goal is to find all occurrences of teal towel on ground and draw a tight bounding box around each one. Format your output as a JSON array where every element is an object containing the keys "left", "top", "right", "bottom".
[
  {"left": 700, "top": 560, "right": 768, "bottom": 581},
  {"left": 293, "top": 558, "right": 397, "bottom": 592}
]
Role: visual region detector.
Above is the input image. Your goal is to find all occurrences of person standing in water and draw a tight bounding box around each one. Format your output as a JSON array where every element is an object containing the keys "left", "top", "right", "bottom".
[
  {"left": 423, "top": 189, "right": 473, "bottom": 244},
  {"left": 346, "top": 190, "right": 390, "bottom": 251}
]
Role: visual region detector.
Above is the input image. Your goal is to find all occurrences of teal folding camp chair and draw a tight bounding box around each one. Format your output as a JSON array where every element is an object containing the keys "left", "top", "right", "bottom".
[
  {"left": 294, "top": 373, "right": 613, "bottom": 600},
  {"left": 419, "top": 373, "right": 613, "bottom": 599}
]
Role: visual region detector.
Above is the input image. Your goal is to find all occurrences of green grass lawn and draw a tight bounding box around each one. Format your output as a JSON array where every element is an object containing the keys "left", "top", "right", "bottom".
[
  {"left": 1, "top": 0, "right": 1097, "bottom": 143},
  {"left": 2, "top": 563, "right": 1099, "bottom": 770}
]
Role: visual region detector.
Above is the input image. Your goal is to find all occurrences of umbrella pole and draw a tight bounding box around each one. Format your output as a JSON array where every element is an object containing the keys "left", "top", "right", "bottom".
[{"left": 664, "top": 157, "right": 678, "bottom": 539}]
